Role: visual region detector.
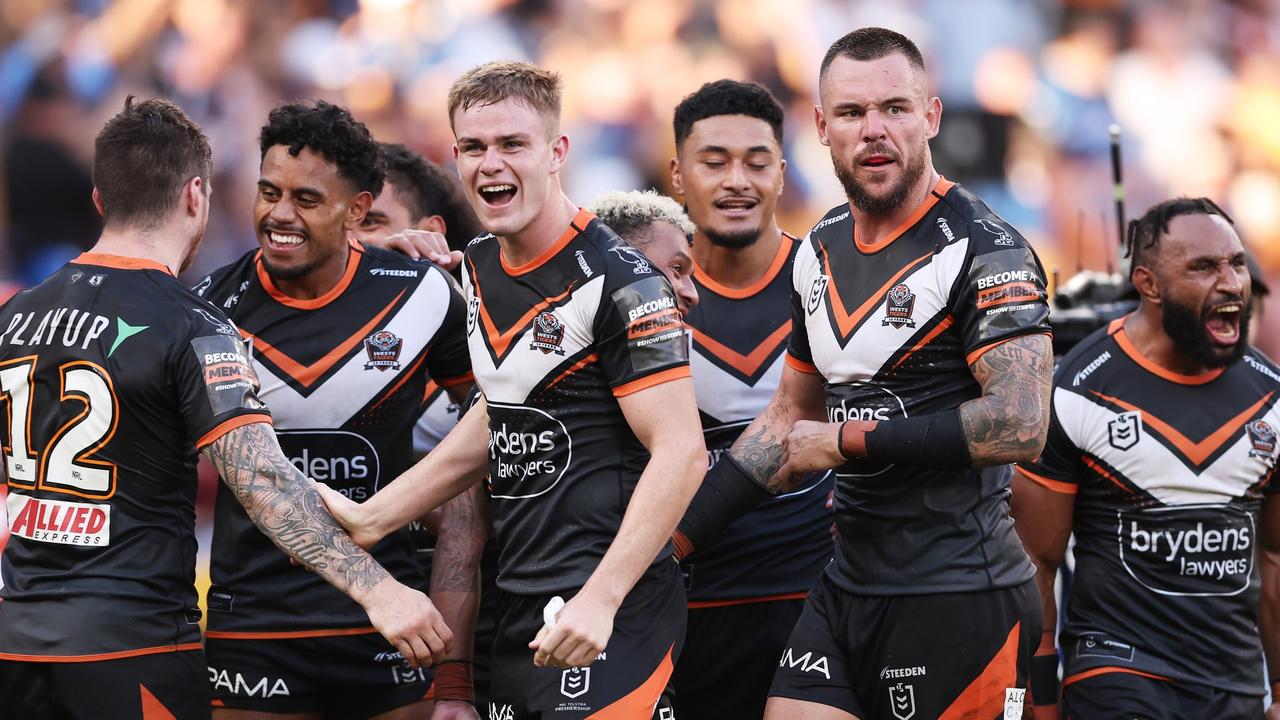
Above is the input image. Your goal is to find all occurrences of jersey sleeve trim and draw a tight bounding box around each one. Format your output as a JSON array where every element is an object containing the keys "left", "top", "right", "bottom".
[
  {"left": 205, "top": 627, "right": 378, "bottom": 640},
  {"left": 1062, "top": 666, "right": 1170, "bottom": 689},
  {"left": 195, "top": 413, "right": 273, "bottom": 450},
  {"left": 964, "top": 329, "right": 1051, "bottom": 367},
  {"left": 437, "top": 371, "right": 475, "bottom": 388},
  {"left": 692, "top": 234, "right": 791, "bottom": 299},
  {"left": 255, "top": 239, "right": 363, "bottom": 310},
  {"left": 1017, "top": 466, "right": 1078, "bottom": 495},
  {"left": 72, "top": 252, "right": 174, "bottom": 276},
  {"left": 785, "top": 353, "right": 819, "bottom": 374},
  {"left": 0, "top": 642, "right": 203, "bottom": 663},
  {"left": 611, "top": 365, "right": 691, "bottom": 398}
]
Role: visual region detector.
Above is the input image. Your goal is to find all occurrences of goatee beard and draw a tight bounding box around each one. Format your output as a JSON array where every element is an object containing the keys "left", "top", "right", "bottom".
[
  {"left": 834, "top": 147, "right": 927, "bottom": 217},
  {"left": 1161, "top": 294, "right": 1250, "bottom": 369},
  {"left": 703, "top": 226, "right": 761, "bottom": 249}
]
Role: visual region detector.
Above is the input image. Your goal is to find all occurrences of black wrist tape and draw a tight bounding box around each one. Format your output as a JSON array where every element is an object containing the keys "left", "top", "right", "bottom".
[
  {"left": 863, "top": 409, "right": 971, "bottom": 468},
  {"left": 674, "top": 454, "right": 773, "bottom": 559},
  {"left": 1029, "top": 652, "right": 1059, "bottom": 706}
]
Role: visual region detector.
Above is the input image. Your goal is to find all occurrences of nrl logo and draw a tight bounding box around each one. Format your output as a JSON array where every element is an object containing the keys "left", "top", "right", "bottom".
[
  {"left": 1247, "top": 419, "right": 1277, "bottom": 465},
  {"left": 1108, "top": 411, "right": 1141, "bottom": 451},
  {"left": 882, "top": 283, "right": 916, "bottom": 329},
  {"left": 364, "top": 330, "right": 403, "bottom": 371},
  {"left": 466, "top": 297, "right": 480, "bottom": 336},
  {"left": 560, "top": 667, "right": 589, "bottom": 699},
  {"left": 530, "top": 311, "right": 566, "bottom": 355},
  {"left": 888, "top": 683, "right": 916, "bottom": 720},
  {"left": 807, "top": 275, "right": 829, "bottom": 315}
]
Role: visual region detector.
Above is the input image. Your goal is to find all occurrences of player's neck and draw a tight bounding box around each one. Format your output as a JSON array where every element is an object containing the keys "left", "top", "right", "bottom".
[
  {"left": 91, "top": 225, "right": 185, "bottom": 275},
  {"left": 849, "top": 168, "right": 940, "bottom": 249},
  {"left": 497, "top": 193, "right": 579, "bottom": 268},
  {"left": 269, "top": 244, "right": 352, "bottom": 300},
  {"left": 1124, "top": 309, "right": 1215, "bottom": 376},
  {"left": 691, "top": 223, "right": 784, "bottom": 290}
]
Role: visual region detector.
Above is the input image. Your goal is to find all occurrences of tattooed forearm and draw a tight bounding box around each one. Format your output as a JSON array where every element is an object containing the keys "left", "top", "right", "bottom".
[
  {"left": 728, "top": 394, "right": 792, "bottom": 492},
  {"left": 959, "top": 333, "right": 1053, "bottom": 466},
  {"left": 203, "top": 422, "right": 390, "bottom": 597},
  {"left": 431, "top": 483, "right": 486, "bottom": 593}
]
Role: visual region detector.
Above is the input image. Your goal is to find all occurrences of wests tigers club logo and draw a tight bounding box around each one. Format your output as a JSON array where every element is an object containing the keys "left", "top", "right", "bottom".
[
  {"left": 530, "top": 312, "right": 566, "bottom": 355},
  {"left": 1247, "top": 419, "right": 1277, "bottom": 465},
  {"left": 363, "top": 330, "right": 402, "bottom": 371},
  {"left": 882, "top": 284, "right": 916, "bottom": 329}
]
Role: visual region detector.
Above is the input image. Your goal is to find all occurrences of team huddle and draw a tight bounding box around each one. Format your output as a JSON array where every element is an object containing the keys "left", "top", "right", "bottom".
[{"left": 0, "top": 25, "right": 1276, "bottom": 720}]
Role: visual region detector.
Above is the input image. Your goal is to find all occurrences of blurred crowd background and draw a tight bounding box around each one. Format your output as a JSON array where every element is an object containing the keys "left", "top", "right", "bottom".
[{"left": 2, "top": 0, "right": 1280, "bottom": 561}]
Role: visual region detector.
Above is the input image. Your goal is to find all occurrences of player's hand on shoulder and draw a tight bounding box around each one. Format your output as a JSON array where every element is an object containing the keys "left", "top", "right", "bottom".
[
  {"left": 362, "top": 580, "right": 453, "bottom": 669},
  {"left": 778, "top": 420, "right": 846, "bottom": 483},
  {"left": 313, "top": 481, "right": 382, "bottom": 550},
  {"left": 529, "top": 591, "right": 617, "bottom": 669},
  {"left": 367, "top": 229, "right": 463, "bottom": 271},
  {"left": 430, "top": 700, "right": 481, "bottom": 720}
]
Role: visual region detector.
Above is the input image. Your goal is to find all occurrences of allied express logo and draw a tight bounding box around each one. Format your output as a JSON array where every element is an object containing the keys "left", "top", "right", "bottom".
[
  {"left": 530, "top": 312, "right": 566, "bottom": 355},
  {"left": 882, "top": 283, "right": 916, "bottom": 329},
  {"left": 364, "top": 330, "right": 403, "bottom": 371}
]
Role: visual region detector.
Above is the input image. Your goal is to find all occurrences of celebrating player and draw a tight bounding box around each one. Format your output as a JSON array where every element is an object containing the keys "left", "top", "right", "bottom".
[
  {"left": 0, "top": 97, "right": 449, "bottom": 720},
  {"left": 195, "top": 101, "right": 478, "bottom": 719},
  {"left": 320, "top": 62, "right": 706, "bottom": 718},
  {"left": 1013, "top": 198, "right": 1280, "bottom": 719},
  {"left": 662, "top": 79, "right": 836, "bottom": 720},
  {"left": 673, "top": 28, "right": 1054, "bottom": 719}
]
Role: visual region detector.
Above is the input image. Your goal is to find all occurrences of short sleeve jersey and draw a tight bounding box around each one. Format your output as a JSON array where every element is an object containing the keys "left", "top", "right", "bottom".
[
  {"left": 196, "top": 241, "right": 471, "bottom": 632},
  {"left": 789, "top": 179, "right": 1049, "bottom": 595},
  {"left": 1019, "top": 319, "right": 1280, "bottom": 694},
  {"left": 462, "top": 209, "right": 690, "bottom": 595},
  {"left": 0, "top": 254, "right": 269, "bottom": 658},
  {"left": 683, "top": 234, "right": 834, "bottom": 602}
]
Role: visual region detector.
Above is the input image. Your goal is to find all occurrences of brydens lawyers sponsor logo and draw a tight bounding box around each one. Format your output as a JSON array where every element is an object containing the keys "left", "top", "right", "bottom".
[
  {"left": 277, "top": 431, "right": 381, "bottom": 501},
  {"left": 1118, "top": 504, "right": 1254, "bottom": 596},
  {"left": 487, "top": 403, "right": 572, "bottom": 499},
  {"left": 7, "top": 494, "right": 109, "bottom": 546}
]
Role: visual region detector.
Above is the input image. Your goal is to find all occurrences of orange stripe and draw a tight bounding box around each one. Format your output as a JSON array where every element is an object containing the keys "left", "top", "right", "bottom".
[
  {"left": 255, "top": 240, "right": 363, "bottom": 310},
  {"left": 140, "top": 684, "right": 177, "bottom": 720},
  {"left": 1081, "top": 455, "right": 1133, "bottom": 494},
  {"left": 422, "top": 379, "right": 441, "bottom": 404},
  {"left": 1091, "top": 390, "right": 1273, "bottom": 466},
  {"left": 72, "top": 253, "right": 174, "bottom": 276},
  {"left": 1017, "top": 466, "right": 1078, "bottom": 495},
  {"left": 244, "top": 289, "right": 405, "bottom": 388},
  {"left": 612, "top": 366, "right": 690, "bottom": 398},
  {"left": 548, "top": 353, "right": 599, "bottom": 389},
  {"left": 438, "top": 372, "right": 474, "bottom": 388},
  {"left": 692, "top": 233, "right": 792, "bottom": 299},
  {"left": 1111, "top": 319, "right": 1223, "bottom": 385},
  {"left": 821, "top": 247, "right": 934, "bottom": 338},
  {"left": 965, "top": 332, "right": 1050, "bottom": 367},
  {"left": 586, "top": 644, "right": 675, "bottom": 719},
  {"left": 0, "top": 642, "right": 202, "bottom": 662},
  {"left": 687, "top": 591, "right": 808, "bottom": 609},
  {"left": 472, "top": 260, "right": 576, "bottom": 358},
  {"left": 938, "top": 621, "right": 1020, "bottom": 720},
  {"left": 370, "top": 351, "right": 430, "bottom": 411},
  {"left": 691, "top": 321, "right": 791, "bottom": 377},
  {"left": 854, "top": 177, "right": 954, "bottom": 253},
  {"left": 196, "top": 413, "right": 272, "bottom": 450},
  {"left": 891, "top": 315, "right": 954, "bottom": 372},
  {"left": 501, "top": 208, "right": 594, "bottom": 275},
  {"left": 785, "top": 353, "right": 819, "bottom": 374},
  {"left": 1062, "top": 666, "right": 1169, "bottom": 688},
  {"left": 204, "top": 627, "right": 378, "bottom": 640}
]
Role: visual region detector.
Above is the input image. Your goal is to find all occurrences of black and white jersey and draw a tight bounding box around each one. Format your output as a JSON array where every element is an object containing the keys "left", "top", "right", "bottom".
[
  {"left": 196, "top": 241, "right": 472, "bottom": 634},
  {"left": 0, "top": 254, "right": 270, "bottom": 659},
  {"left": 683, "top": 234, "right": 834, "bottom": 603},
  {"left": 789, "top": 179, "right": 1049, "bottom": 595},
  {"left": 1020, "top": 318, "right": 1280, "bottom": 694},
  {"left": 463, "top": 209, "right": 690, "bottom": 595}
]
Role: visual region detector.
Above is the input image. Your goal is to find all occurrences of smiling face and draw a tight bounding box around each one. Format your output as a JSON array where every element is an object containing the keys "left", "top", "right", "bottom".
[
  {"left": 671, "top": 114, "right": 784, "bottom": 249},
  {"left": 254, "top": 145, "right": 369, "bottom": 281},
  {"left": 452, "top": 98, "right": 567, "bottom": 240},
  {"left": 628, "top": 221, "right": 698, "bottom": 316},
  {"left": 815, "top": 52, "right": 940, "bottom": 217}
]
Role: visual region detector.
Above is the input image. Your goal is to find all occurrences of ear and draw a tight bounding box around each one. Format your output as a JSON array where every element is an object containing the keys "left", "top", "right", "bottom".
[
  {"left": 669, "top": 156, "right": 684, "bottom": 196},
  {"left": 92, "top": 188, "right": 105, "bottom": 218},
  {"left": 1131, "top": 265, "right": 1162, "bottom": 306},
  {"left": 416, "top": 215, "right": 447, "bottom": 234},
  {"left": 814, "top": 105, "right": 830, "bottom": 147},
  {"left": 777, "top": 157, "right": 787, "bottom": 197},
  {"left": 452, "top": 143, "right": 460, "bottom": 162},
  {"left": 924, "top": 96, "right": 943, "bottom": 140},
  {"left": 185, "top": 176, "right": 206, "bottom": 217},
  {"left": 344, "top": 191, "right": 374, "bottom": 230},
  {"left": 549, "top": 133, "right": 570, "bottom": 174}
]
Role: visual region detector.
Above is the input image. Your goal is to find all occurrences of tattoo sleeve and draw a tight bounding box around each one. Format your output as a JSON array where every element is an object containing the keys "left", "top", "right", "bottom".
[
  {"left": 728, "top": 392, "right": 791, "bottom": 493},
  {"left": 203, "top": 421, "right": 390, "bottom": 598},
  {"left": 959, "top": 333, "right": 1054, "bottom": 466},
  {"left": 428, "top": 482, "right": 487, "bottom": 661}
]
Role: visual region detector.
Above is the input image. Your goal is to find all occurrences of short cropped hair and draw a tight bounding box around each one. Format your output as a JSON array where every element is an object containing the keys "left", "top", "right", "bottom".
[
  {"left": 379, "top": 142, "right": 482, "bottom": 249},
  {"left": 447, "top": 61, "right": 562, "bottom": 134},
  {"left": 1126, "top": 197, "right": 1234, "bottom": 274},
  {"left": 673, "top": 79, "right": 785, "bottom": 149},
  {"left": 93, "top": 96, "right": 211, "bottom": 230},
  {"left": 259, "top": 100, "right": 383, "bottom": 196},
  {"left": 588, "top": 190, "right": 695, "bottom": 243},
  {"left": 820, "top": 27, "right": 926, "bottom": 82}
]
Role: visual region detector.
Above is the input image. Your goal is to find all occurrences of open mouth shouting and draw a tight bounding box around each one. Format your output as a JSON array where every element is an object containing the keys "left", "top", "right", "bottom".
[
  {"left": 1205, "top": 300, "right": 1244, "bottom": 347},
  {"left": 478, "top": 183, "right": 518, "bottom": 208}
]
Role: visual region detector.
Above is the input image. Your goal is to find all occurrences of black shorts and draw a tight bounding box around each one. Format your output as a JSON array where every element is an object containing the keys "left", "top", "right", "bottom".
[
  {"left": 487, "top": 559, "right": 685, "bottom": 719},
  {"left": 672, "top": 596, "right": 805, "bottom": 720},
  {"left": 1063, "top": 670, "right": 1264, "bottom": 720},
  {"left": 0, "top": 649, "right": 209, "bottom": 720},
  {"left": 204, "top": 631, "right": 432, "bottom": 717},
  {"left": 769, "top": 573, "right": 1040, "bottom": 720}
]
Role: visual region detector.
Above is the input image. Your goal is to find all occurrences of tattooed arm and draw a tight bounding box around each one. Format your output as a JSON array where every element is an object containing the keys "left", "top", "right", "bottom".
[
  {"left": 427, "top": 482, "right": 487, "bottom": 710},
  {"left": 731, "top": 365, "right": 829, "bottom": 492},
  {"left": 203, "top": 421, "right": 453, "bottom": 667},
  {"left": 958, "top": 333, "right": 1053, "bottom": 466}
]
